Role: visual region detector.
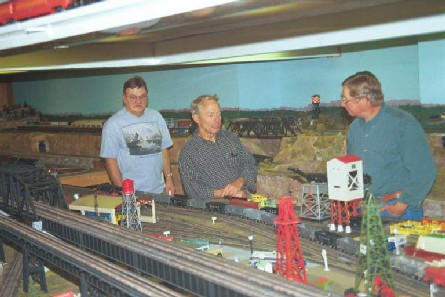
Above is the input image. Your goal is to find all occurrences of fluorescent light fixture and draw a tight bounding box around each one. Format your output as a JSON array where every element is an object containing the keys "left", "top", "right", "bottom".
[
  {"left": 186, "top": 51, "right": 341, "bottom": 64},
  {"left": 53, "top": 45, "right": 69, "bottom": 50},
  {"left": 0, "top": 70, "right": 27, "bottom": 74}
]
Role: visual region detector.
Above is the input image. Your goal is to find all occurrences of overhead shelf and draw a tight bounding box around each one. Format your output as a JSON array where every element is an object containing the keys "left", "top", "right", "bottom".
[{"left": 0, "top": 0, "right": 236, "bottom": 51}]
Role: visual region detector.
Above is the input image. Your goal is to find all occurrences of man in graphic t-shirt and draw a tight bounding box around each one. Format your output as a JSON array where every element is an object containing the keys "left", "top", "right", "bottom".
[{"left": 100, "top": 76, "right": 174, "bottom": 195}]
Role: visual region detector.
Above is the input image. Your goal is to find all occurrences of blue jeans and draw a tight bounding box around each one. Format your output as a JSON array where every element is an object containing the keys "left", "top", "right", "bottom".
[{"left": 378, "top": 199, "right": 423, "bottom": 221}]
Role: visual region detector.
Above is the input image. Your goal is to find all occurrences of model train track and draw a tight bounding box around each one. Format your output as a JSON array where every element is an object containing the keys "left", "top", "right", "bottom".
[
  {"left": 56, "top": 184, "right": 438, "bottom": 296},
  {"left": 0, "top": 215, "right": 183, "bottom": 297},
  {"left": 32, "top": 201, "right": 334, "bottom": 297},
  {"left": 0, "top": 252, "right": 23, "bottom": 297},
  {"left": 151, "top": 205, "right": 277, "bottom": 250},
  {"left": 148, "top": 204, "right": 432, "bottom": 297},
  {"left": 152, "top": 204, "right": 355, "bottom": 267},
  {"left": 395, "top": 273, "right": 431, "bottom": 297}
]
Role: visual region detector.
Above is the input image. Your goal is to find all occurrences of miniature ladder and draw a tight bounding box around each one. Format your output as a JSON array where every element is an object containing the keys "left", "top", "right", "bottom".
[
  {"left": 355, "top": 192, "right": 395, "bottom": 296},
  {"left": 121, "top": 179, "right": 142, "bottom": 232},
  {"left": 275, "top": 197, "right": 307, "bottom": 283}
]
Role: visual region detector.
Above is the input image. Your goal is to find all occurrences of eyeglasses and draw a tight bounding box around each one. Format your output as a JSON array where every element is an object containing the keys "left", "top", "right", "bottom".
[
  {"left": 126, "top": 94, "right": 147, "bottom": 102},
  {"left": 340, "top": 95, "right": 363, "bottom": 104}
]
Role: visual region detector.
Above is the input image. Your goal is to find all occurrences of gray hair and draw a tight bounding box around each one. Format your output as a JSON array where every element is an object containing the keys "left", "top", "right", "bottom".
[
  {"left": 191, "top": 95, "right": 219, "bottom": 115},
  {"left": 342, "top": 71, "right": 384, "bottom": 107}
]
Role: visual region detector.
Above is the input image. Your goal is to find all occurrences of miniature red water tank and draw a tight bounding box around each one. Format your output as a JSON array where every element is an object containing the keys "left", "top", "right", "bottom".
[{"left": 122, "top": 179, "right": 134, "bottom": 194}]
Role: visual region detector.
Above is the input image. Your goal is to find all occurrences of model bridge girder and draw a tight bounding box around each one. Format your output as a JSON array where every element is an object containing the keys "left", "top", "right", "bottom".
[
  {"left": 0, "top": 215, "right": 179, "bottom": 297},
  {"left": 0, "top": 164, "right": 66, "bottom": 219},
  {"left": 228, "top": 117, "right": 302, "bottom": 137}
]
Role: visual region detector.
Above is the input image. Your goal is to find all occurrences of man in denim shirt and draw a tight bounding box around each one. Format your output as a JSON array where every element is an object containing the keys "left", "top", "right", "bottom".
[
  {"left": 179, "top": 95, "right": 257, "bottom": 200},
  {"left": 341, "top": 71, "right": 436, "bottom": 220}
]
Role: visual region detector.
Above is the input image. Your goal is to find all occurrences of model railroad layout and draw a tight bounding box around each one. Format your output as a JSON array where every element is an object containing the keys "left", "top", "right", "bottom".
[
  {"left": 24, "top": 201, "right": 331, "bottom": 297},
  {"left": 142, "top": 202, "right": 432, "bottom": 297},
  {"left": 64, "top": 182, "right": 437, "bottom": 297},
  {"left": 0, "top": 164, "right": 440, "bottom": 297}
]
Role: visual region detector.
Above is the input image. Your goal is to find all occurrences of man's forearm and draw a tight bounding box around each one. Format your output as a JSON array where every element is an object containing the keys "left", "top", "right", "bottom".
[
  {"left": 162, "top": 148, "right": 173, "bottom": 178},
  {"left": 104, "top": 158, "right": 123, "bottom": 187}
]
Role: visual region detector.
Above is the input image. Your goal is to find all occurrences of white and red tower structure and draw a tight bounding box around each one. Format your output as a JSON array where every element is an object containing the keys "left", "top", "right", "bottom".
[
  {"left": 275, "top": 197, "right": 307, "bottom": 283},
  {"left": 121, "top": 178, "right": 142, "bottom": 232},
  {"left": 300, "top": 183, "right": 330, "bottom": 221},
  {"left": 327, "top": 155, "right": 364, "bottom": 233}
]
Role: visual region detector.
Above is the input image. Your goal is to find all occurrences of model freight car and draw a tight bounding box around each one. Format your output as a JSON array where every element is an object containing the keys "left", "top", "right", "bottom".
[
  {"left": 243, "top": 208, "right": 265, "bottom": 221},
  {"left": 0, "top": 0, "right": 74, "bottom": 25},
  {"left": 229, "top": 199, "right": 259, "bottom": 209}
]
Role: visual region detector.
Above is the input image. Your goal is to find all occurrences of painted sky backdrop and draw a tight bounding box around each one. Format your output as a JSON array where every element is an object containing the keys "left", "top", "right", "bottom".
[{"left": 12, "top": 38, "right": 445, "bottom": 115}]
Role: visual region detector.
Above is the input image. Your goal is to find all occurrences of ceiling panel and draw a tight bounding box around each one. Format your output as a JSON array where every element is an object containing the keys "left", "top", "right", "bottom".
[{"left": 0, "top": 0, "right": 445, "bottom": 78}]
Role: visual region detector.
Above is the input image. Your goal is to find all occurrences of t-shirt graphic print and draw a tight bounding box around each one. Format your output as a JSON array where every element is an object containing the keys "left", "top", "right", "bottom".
[{"left": 122, "top": 122, "right": 162, "bottom": 155}]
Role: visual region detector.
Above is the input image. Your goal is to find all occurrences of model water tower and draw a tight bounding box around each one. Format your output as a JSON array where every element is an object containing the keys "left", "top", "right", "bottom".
[
  {"left": 327, "top": 155, "right": 364, "bottom": 233},
  {"left": 121, "top": 178, "right": 142, "bottom": 232}
]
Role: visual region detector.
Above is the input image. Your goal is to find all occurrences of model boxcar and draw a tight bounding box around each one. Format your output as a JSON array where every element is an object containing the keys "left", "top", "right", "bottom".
[
  {"left": 206, "top": 201, "right": 227, "bottom": 213},
  {"left": 170, "top": 195, "right": 188, "bottom": 207},
  {"left": 336, "top": 237, "right": 360, "bottom": 256},
  {"left": 229, "top": 199, "right": 259, "bottom": 209},
  {"left": 225, "top": 204, "right": 245, "bottom": 217},
  {"left": 314, "top": 230, "right": 342, "bottom": 248},
  {"left": 243, "top": 208, "right": 264, "bottom": 221},
  {"left": 391, "top": 255, "right": 428, "bottom": 280},
  {"left": 260, "top": 212, "right": 277, "bottom": 227},
  {"left": 297, "top": 223, "right": 322, "bottom": 241},
  {"left": 186, "top": 198, "right": 207, "bottom": 210}
]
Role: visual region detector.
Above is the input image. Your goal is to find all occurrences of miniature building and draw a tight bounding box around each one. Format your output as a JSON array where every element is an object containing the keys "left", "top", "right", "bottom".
[
  {"left": 68, "top": 194, "right": 130, "bottom": 224},
  {"left": 327, "top": 155, "right": 364, "bottom": 233},
  {"left": 327, "top": 155, "right": 364, "bottom": 201},
  {"left": 300, "top": 183, "right": 330, "bottom": 221},
  {"left": 138, "top": 198, "right": 156, "bottom": 224},
  {"left": 416, "top": 234, "right": 445, "bottom": 255}
]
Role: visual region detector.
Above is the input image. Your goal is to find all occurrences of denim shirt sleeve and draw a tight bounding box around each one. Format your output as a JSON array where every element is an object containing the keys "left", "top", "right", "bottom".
[{"left": 397, "top": 119, "right": 436, "bottom": 209}]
